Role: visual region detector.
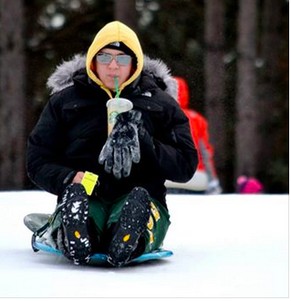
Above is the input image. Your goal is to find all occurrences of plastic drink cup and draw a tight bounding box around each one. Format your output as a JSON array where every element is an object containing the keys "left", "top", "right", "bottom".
[{"left": 106, "top": 98, "right": 133, "bottom": 135}]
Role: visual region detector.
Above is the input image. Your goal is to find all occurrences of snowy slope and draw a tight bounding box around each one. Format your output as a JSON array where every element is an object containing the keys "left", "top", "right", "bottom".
[{"left": 0, "top": 191, "right": 288, "bottom": 298}]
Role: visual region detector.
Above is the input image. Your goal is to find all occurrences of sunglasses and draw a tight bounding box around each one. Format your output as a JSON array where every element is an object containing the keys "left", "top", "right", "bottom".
[{"left": 96, "top": 53, "right": 132, "bottom": 66}]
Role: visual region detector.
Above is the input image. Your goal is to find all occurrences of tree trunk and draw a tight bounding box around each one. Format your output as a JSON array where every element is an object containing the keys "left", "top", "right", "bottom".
[
  {"left": 114, "top": 0, "right": 137, "bottom": 31},
  {"left": 257, "top": 0, "right": 283, "bottom": 185},
  {"left": 204, "top": 0, "right": 227, "bottom": 189},
  {"left": 0, "top": 0, "right": 26, "bottom": 189},
  {"left": 235, "top": 0, "right": 258, "bottom": 178}
]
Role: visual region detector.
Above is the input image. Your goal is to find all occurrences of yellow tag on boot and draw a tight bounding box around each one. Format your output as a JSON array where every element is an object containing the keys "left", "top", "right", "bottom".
[{"left": 81, "top": 171, "right": 99, "bottom": 195}]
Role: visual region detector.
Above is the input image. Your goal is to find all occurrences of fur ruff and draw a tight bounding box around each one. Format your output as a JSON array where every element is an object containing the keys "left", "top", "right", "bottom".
[{"left": 47, "top": 54, "right": 178, "bottom": 99}]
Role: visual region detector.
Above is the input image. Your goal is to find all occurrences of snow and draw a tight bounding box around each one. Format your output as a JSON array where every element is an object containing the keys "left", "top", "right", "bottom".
[{"left": 0, "top": 191, "right": 288, "bottom": 299}]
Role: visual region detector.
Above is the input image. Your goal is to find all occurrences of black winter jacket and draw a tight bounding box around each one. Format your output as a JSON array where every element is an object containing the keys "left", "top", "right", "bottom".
[{"left": 26, "top": 56, "right": 198, "bottom": 208}]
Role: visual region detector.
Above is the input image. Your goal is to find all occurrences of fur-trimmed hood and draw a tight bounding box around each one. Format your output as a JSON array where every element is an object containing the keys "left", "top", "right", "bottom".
[
  {"left": 47, "top": 54, "right": 178, "bottom": 100},
  {"left": 86, "top": 21, "right": 144, "bottom": 95}
]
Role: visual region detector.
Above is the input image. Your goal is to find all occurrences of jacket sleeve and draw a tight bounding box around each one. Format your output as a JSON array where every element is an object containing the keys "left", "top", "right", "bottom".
[
  {"left": 26, "top": 97, "right": 76, "bottom": 195},
  {"left": 139, "top": 93, "right": 198, "bottom": 183}
]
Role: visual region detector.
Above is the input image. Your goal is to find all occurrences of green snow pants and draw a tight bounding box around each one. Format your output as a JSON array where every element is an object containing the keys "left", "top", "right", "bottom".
[{"left": 88, "top": 194, "right": 171, "bottom": 253}]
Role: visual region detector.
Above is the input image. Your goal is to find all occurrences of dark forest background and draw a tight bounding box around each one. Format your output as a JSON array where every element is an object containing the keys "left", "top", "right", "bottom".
[{"left": 0, "top": 0, "right": 289, "bottom": 193}]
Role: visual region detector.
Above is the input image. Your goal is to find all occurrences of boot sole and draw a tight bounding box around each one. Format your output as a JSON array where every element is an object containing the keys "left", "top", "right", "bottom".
[
  {"left": 107, "top": 187, "right": 151, "bottom": 267},
  {"left": 61, "top": 185, "right": 91, "bottom": 265}
]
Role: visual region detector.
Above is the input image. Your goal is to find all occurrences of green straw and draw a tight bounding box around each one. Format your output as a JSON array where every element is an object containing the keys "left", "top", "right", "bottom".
[{"left": 114, "top": 76, "right": 121, "bottom": 98}]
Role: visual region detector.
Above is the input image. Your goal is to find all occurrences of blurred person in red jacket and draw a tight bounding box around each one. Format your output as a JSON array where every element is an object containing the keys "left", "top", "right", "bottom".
[{"left": 165, "top": 76, "right": 222, "bottom": 194}]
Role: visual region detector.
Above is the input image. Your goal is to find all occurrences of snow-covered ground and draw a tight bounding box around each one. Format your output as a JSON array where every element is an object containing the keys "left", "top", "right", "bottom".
[{"left": 0, "top": 191, "right": 288, "bottom": 299}]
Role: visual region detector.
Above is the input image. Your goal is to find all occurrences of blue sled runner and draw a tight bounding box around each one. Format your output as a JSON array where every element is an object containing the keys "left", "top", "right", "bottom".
[{"left": 33, "top": 241, "right": 173, "bottom": 266}]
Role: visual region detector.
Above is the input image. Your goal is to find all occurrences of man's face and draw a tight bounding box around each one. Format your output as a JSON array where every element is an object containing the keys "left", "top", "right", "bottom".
[{"left": 96, "top": 48, "right": 133, "bottom": 91}]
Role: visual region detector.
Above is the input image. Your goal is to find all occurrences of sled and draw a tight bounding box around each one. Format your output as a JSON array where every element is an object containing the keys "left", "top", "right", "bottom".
[
  {"left": 32, "top": 240, "right": 173, "bottom": 266},
  {"left": 25, "top": 213, "right": 173, "bottom": 266}
]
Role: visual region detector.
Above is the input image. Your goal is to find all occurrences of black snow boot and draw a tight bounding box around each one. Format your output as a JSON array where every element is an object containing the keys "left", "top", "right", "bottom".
[
  {"left": 107, "top": 187, "right": 151, "bottom": 267},
  {"left": 60, "top": 183, "right": 91, "bottom": 265}
]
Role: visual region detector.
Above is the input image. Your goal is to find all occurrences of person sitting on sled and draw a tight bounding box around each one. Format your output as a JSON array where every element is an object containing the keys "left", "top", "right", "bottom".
[{"left": 26, "top": 21, "right": 198, "bottom": 267}]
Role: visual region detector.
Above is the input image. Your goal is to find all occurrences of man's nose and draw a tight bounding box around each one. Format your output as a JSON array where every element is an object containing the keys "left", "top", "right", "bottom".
[{"left": 108, "top": 58, "right": 119, "bottom": 68}]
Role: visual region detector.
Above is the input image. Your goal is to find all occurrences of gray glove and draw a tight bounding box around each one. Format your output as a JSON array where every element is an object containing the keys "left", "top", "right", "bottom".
[{"left": 98, "top": 110, "right": 142, "bottom": 179}]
